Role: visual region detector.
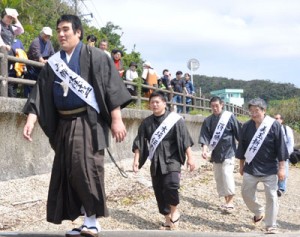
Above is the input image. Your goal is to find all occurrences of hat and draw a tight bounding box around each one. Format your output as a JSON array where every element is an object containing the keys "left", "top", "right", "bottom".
[
  {"left": 143, "top": 61, "right": 152, "bottom": 69},
  {"left": 41, "top": 27, "right": 52, "bottom": 36},
  {"left": 176, "top": 71, "right": 183, "bottom": 75},
  {"left": 129, "top": 62, "right": 137, "bottom": 67},
  {"left": 248, "top": 98, "right": 267, "bottom": 110},
  {"left": 5, "top": 8, "right": 18, "bottom": 17}
]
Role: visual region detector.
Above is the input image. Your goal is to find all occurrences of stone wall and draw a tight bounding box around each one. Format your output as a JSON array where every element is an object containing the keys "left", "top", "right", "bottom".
[
  {"left": 1, "top": 97, "right": 299, "bottom": 181},
  {"left": 0, "top": 97, "right": 204, "bottom": 181}
]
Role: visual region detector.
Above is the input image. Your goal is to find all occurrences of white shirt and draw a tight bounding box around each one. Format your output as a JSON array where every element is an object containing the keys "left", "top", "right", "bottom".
[
  {"left": 125, "top": 69, "right": 138, "bottom": 90},
  {"left": 282, "top": 125, "right": 294, "bottom": 155}
]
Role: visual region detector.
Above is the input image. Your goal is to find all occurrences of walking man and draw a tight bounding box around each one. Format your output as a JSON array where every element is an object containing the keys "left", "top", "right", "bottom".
[
  {"left": 236, "top": 98, "right": 288, "bottom": 234},
  {"left": 23, "top": 14, "right": 131, "bottom": 237},
  {"left": 199, "top": 96, "right": 241, "bottom": 213},
  {"left": 132, "top": 91, "right": 195, "bottom": 230}
]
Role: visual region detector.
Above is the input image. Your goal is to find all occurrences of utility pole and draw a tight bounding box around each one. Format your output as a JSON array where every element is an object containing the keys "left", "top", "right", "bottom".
[{"left": 74, "top": 0, "right": 78, "bottom": 15}]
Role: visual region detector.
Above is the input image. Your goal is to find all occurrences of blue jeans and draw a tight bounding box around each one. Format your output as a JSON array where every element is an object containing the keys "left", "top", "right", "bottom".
[
  {"left": 278, "top": 160, "right": 289, "bottom": 192},
  {"left": 172, "top": 95, "right": 182, "bottom": 113}
]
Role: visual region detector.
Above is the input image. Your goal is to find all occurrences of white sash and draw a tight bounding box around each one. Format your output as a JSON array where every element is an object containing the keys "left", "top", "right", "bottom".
[
  {"left": 147, "top": 112, "right": 182, "bottom": 161},
  {"left": 48, "top": 52, "right": 100, "bottom": 113},
  {"left": 209, "top": 111, "right": 232, "bottom": 151},
  {"left": 245, "top": 115, "right": 275, "bottom": 164}
]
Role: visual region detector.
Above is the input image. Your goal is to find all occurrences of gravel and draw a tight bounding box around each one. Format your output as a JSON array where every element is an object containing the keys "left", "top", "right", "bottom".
[{"left": 0, "top": 150, "right": 299, "bottom": 234}]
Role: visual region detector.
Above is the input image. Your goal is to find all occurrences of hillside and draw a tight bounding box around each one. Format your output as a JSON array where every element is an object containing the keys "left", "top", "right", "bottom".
[{"left": 193, "top": 75, "right": 300, "bottom": 103}]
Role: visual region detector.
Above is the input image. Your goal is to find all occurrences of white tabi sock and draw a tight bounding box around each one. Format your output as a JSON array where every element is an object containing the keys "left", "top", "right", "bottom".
[{"left": 83, "top": 214, "right": 101, "bottom": 231}]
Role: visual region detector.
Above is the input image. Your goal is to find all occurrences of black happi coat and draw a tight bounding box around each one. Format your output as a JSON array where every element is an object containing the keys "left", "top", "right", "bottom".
[{"left": 133, "top": 111, "right": 194, "bottom": 176}]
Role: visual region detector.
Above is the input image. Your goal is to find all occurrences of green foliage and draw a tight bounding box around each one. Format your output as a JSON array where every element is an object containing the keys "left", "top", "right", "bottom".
[
  {"left": 1, "top": 0, "right": 144, "bottom": 72},
  {"left": 268, "top": 97, "right": 300, "bottom": 132},
  {"left": 194, "top": 75, "right": 300, "bottom": 105}
]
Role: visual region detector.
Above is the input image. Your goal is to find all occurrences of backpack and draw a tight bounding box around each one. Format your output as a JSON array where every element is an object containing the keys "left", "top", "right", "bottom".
[{"left": 14, "top": 48, "right": 28, "bottom": 77}]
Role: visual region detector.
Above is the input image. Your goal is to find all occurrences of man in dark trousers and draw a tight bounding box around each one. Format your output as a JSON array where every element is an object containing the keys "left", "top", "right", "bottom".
[
  {"left": 23, "top": 14, "right": 131, "bottom": 237},
  {"left": 132, "top": 91, "right": 195, "bottom": 230}
]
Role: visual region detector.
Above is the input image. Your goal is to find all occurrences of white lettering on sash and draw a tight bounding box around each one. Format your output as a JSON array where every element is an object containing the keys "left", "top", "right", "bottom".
[
  {"left": 209, "top": 111, "right": 232, "bottom": 151},
  {"left": 148, "top": 112, "right": 182, "bottom": 161},
  {"left": 48, "top": 52, "right": 100, "bottom": 113},
  {"left": 245, "top": 115, "right": 275, "bottom": 164}
]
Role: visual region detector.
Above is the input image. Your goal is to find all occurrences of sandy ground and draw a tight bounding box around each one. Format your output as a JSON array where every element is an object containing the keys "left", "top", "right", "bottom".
[{"left": 0, "top": 150, "right": 299, "bottom": 234}]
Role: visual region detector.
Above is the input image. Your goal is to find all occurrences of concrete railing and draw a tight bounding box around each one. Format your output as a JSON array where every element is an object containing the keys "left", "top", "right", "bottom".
[
  {"left": 0, "top": 97, "right": 204, "bottom": 181},
  {"left": 1, "top": 97, "right": 299, "bottom": 181}
]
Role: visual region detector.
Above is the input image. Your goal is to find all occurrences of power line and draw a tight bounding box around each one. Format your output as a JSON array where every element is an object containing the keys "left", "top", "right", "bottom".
[{"left": 80, "top": 0, "right": 104, "bottom": 28}]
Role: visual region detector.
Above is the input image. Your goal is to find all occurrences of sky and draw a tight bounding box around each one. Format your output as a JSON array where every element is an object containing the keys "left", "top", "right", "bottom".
[{"left": 82, "top": 0, "right": 300, "bottom": 88}]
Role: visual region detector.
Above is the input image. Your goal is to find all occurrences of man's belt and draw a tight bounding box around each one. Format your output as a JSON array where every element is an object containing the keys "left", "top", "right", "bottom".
[{"left": 58, "top": 106, "right": 87, "bottom": 115}]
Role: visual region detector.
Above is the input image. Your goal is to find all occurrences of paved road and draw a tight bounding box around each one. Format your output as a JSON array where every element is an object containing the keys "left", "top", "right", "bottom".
[{"left": 1, "top": 230, "right": 300, "bottom": 237}]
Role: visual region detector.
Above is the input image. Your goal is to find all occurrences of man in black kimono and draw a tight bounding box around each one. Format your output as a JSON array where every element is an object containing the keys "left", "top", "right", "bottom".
[
  {"left": 199, "top": 96, "right": 241, "bottom": 213},
  {"left": 236, "top": 98, "right": 287, "bottom": 234},
  {"left": 132, "top": 91, "right": 195, "bottom": 230},
  {"left": 22, "top": 15, "right": 131, "bottom": 237}
]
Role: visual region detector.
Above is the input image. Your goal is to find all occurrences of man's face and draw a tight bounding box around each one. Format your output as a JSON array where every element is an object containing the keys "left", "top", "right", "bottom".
[
  {"left": 210, "top": 101, "right": 223, "bottom": 116},
  {"left": 176, "top": 74, "right": 182, "bottom": 79},
  {"left": 99, "top": 42, "right": 107, "bottom": 50},
  {"left": 163, "top": 71, "right": 169, "bottom": 76},
  {"left": 150, "top": 96, "right": 166, "bottom": 116},
  {"left": 249, "top": 106, "right": 265, "bottom": 122},
  {"left": 42, "top": 34, "right": 51, "bottom": 42},
  {"left": 56, "top": 21, "right": 81, "bottom": 54},
  {"left": 274, "top": 114, "right": 283, "bottom": 124}
]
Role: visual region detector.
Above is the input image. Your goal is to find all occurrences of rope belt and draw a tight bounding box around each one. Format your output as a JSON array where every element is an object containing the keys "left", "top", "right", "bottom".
[{"left": 58, "top": 106, "right": 87, "bottom": 115}]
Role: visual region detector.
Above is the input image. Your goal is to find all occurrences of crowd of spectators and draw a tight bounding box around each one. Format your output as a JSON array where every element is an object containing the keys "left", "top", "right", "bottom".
[{"left": 0, "top": 8, "right": 195, "bottom": 113}]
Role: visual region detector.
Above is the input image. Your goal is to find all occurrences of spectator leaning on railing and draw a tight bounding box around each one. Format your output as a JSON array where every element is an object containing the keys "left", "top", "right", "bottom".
[
  {"left": 25, "top": 26, "right": 55, "bottom": 97},
  {"left": 0, "top": 8, "right": 24, "bottom": 97}
]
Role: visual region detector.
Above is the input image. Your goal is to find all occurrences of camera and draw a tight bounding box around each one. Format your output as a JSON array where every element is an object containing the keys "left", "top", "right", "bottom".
[{"left": 289, "top": 149, "right": 300, "bottom": 165}]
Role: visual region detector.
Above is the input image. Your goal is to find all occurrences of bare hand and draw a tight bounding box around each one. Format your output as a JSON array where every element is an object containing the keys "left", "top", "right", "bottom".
[
  {"left": 202, "top": 151, "right": 208, "bottom": 160},
  {"left": 278, "top": 168, "right": 285, "bottom": 181},
  {"left": 23, "top": 122, "right": 34, "bottom": 142},
  {"left": 239, "top": 166, "right": 244, "bottom": 176},
  {"left": 111, "top": 119, "right": 127, "bottom": 143},
  {"left": 133, "top": 160, "right": 139, "bottom": 173},
  {"left": 23, "top": 114, "right": 37, "bottom": 142},
  {"left": 187, "top": 157, "right": 196, "bottom": 172}
]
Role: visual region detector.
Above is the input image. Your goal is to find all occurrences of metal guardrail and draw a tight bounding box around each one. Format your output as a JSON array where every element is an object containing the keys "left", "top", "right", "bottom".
[{"left": 0, "top": 48, "right": 249, "bottom": 116}]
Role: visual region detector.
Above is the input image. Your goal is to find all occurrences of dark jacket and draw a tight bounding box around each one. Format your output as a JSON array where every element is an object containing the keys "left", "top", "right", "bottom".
[
  {"left": 23, "top": 44, "right": 132, "bottom": 151},
  {"left": 133, "top": 111, "right": 194, "bottom": 176}
]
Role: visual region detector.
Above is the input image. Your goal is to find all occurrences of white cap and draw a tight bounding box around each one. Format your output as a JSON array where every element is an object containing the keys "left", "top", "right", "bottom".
[
  {"left": 143, "top": 61, "right": 153, "bottom": 69},
  {"left": 41, "top": 27, "right": 53, "bottom": 36},
  {"left": 5, "top": 8, "right": 18, "bottom": 17}
]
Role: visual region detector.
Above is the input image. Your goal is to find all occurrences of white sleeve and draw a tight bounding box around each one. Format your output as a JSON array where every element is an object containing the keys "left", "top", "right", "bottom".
[
  {"left": 141, "top": 69, "right": 148, "bottom": 80},
  {"left": 286, "top": 126, "right": 294, "bottom": 155}
]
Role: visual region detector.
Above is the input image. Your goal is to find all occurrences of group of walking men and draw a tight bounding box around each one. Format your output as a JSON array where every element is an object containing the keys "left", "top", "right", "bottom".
[{"left": 22, "top": 14, "right": 293, "bottom": 237}]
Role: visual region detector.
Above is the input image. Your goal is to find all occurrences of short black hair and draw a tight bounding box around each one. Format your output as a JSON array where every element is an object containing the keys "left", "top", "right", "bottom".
[
  {"left": 1, "top": 10, "right": 7, "bottom": 18},
  {"left": 209, "top": 96, "right": 223, "bottom": 105},
  {"left": 162, "top": 69, "right": 169, "bottom": 75},
  {"left": 149, "top": 91, "right": 166, "bottom": 102},
  {"left": 56, "top": 14, "right": 83, "bottom": 40},
  {"left": 87, "top": 34, "right": 97, "bottom": 42}
]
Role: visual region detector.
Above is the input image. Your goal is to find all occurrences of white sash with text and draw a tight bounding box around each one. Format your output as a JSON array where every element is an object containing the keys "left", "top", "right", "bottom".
[
  {"left": 244, "top": 115, "right": 275, "bottom": 164},
  {"left": 48, "top": 52, "right": 100, "bottom": 113},
  {"left": 209, "top": 111, "right": 232, "bottom": 151},
  {"left": 147, "top": 112, "right": 182, "bottom": 161}
]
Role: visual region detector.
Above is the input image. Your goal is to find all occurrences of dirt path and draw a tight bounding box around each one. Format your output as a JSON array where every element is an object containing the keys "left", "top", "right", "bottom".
[{"left": 0, "top": 150, "right": 299, "bottom": 233}]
